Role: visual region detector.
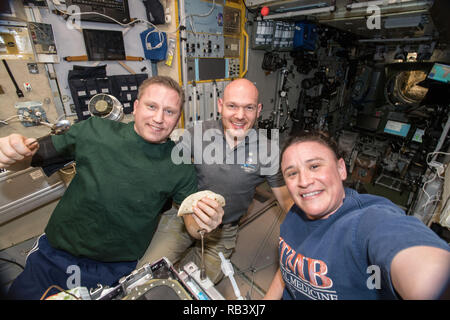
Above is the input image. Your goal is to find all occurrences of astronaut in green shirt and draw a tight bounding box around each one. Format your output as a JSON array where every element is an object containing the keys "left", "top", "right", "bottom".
[{"left": 0, "top": 76, "right": 224, "bottom": 299}]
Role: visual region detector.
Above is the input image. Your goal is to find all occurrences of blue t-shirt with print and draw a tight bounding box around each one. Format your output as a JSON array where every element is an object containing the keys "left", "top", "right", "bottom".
[{"left": 279, "top": 188, "right": 449, "bottom": 300}]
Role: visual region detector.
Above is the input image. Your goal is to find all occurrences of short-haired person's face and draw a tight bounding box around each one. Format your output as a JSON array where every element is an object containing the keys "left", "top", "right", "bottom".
[
  {"left": 218, "top": 79, "right": 262, "bottom": 141},
  {"left": 133, "top": 84, "right": 181, "bottom": 143},
  {"left": 281, "top": 141, "right": 347, "bottom": 220}
]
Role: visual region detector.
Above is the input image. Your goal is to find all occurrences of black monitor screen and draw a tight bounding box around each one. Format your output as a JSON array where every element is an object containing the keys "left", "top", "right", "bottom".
[
  {"left": 0, "top": 1, "right": 12, "bottom": 14},
  {"left": 355, "top": 115, "right": 381, "bottom": 132},
  {"left": 83, "top": 29, "right": 126, "bottom": 61}
]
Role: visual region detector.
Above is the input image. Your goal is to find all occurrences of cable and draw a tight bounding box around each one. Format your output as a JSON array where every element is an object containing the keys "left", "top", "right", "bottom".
[
  {"left": 0, "top": 116, "right": 40, "bottom": 126},
  {"left": 50, "top": 0, "right": 167, "bottom": 49},
  {"left": 59, "top": 162, "right": 76, "bottom": 175},
  {"left": 50, "top": 0, "right": 212, "bottom": 36},
  {"left": 50, "top": 0, "right": 138, "bottom": 28},
  {"left": 0, "top": 115, "right": 21, "bottom": 125},
  {"left": 426, "top": 151, "right": 450, "bottom": 162},
  {"left": 420, "top": 172, "right": 440, "bottom": 209},
  {"left": 250, "top": 205, "right": 282, "bottom": 298},
  {"left": 40, "top": 284, "right": 81, "bottom": 300},
  {"left": 188, "top": 16, "right": 197, "bottom": 34},
  {"left": 189, "top": 0, "right": 216, "bottom": 18},
  {"left": 236, "top": 204, "right": 283, "bottom": 299},
  {"left": 181, "top": 0, "right": 216, "bottom": 35},
  {"left": 219, "top": 252, "right": 243, "bottom": 300},
  {"left": 49, "top": 0, "right": 213, "bottom": 52},
  {"left": 0, "top": 257, "right": 25, "bottom": 270},
  {"left": 419, "top": 151, "right": 449, "bottom": 212},
  {"left": 426, "top": 151, "right": 449, "bottom": 179},
  {"left": 242, "top": 0, "right": 258, "bottom": 15},
  {"left": 144, "top": 28, "right": 164, "bottom": 51}
]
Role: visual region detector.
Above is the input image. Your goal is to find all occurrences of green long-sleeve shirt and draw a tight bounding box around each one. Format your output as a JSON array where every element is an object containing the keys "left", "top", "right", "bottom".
[{"left": 45, "top": 117, "right": 197, "bottom": 262}]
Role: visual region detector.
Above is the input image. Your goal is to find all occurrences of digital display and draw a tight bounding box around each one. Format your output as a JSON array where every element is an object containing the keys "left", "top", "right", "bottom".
[
  {"left": 412, "top": 128, "right": 425, "bottom": 143},
  {"left": 427, "top": 63, "right": 450, "bottom": 84},
  {"left": 82, "top": 29, "right": 126, "bottom": 61},
  {"left": 384, "top": 120, "right": 411, "bottom": 138}
]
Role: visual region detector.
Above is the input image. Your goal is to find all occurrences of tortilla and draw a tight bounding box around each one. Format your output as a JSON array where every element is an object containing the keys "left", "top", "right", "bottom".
[{"left": 177, "top": 190, "right": 226, "bottom": 216}]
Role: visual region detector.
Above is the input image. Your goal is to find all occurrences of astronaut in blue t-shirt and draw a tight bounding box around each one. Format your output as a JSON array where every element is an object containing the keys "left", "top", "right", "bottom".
[{"left": 264, "top": 130, "right": 450, "bottom": 300}]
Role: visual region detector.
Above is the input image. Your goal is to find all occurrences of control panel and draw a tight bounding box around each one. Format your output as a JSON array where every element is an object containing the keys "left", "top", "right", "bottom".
[
  {"left": 180, "top": 0, "right": 246, "bottom": 128},
  {"left": 14, "top": 101, "right": 48, "bottom": 127},
  {"left": 226, "top": 58, "right": 240, "bottom": 78},
  {"left": 186, "top": 32, "right": 224, "bottom": 58}
]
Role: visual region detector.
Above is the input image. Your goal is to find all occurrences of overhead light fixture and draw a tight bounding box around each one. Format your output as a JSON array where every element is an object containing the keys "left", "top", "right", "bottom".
[{"left": 384, "top": 15, "right": 424, "bottom": 29}]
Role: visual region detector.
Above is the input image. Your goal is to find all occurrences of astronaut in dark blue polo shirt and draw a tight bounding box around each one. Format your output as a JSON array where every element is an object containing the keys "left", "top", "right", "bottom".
[{"left": 264, "top": 130, "right": 449, "bottom": 300}]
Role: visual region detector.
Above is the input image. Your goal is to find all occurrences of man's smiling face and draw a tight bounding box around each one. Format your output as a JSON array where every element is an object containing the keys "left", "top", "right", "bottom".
[{"left": 218, "top": 79, "right": 262, "bottom": 143}]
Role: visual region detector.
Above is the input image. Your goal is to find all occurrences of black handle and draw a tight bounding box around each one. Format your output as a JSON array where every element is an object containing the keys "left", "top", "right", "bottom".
[{"left": 2, "top": 59, "right": 24, "bottom": 98}]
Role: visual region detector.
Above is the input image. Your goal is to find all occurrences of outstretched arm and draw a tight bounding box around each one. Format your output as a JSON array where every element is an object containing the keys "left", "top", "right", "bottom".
[
  {"left": 0, "top": 133, "right": 38, "bottom": 171},
  {"left": 390, "top": 245, "right": 450, "bottom": 299},
  {"left": 263, "top": 268, "right": 285, "bottom": 300}
]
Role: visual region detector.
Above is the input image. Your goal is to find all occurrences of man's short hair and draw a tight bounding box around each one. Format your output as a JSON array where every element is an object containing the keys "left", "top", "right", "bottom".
[{"left": 138, "top": 76, "right": 185, "bottom": 108}]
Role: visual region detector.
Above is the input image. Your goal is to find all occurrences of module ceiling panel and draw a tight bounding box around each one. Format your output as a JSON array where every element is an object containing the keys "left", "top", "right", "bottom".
[
  {"left": 246, "top": 0, "right": 436, "bottom": 40},
  {"left": 320, "top": 11, "right": 435, "bottom": 39},
  {"left": 246, "top": 0, "right": 431, "bottom": 18},
  {"left": 319, "top": 0, "right": 435, "bottom": 40},
  {"left": 246, "top": 0, "right": 333, "bottom": 11}
]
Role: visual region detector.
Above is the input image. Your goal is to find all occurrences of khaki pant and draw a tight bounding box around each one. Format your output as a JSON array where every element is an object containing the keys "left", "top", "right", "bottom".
[{"left": 138, "top": 208, "right": 239, "bottom": 284}]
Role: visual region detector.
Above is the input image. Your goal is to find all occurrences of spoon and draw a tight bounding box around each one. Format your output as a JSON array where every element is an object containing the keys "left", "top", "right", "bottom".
[{"left": 26, "top": 119, "right": 71, "bottom": 149}]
